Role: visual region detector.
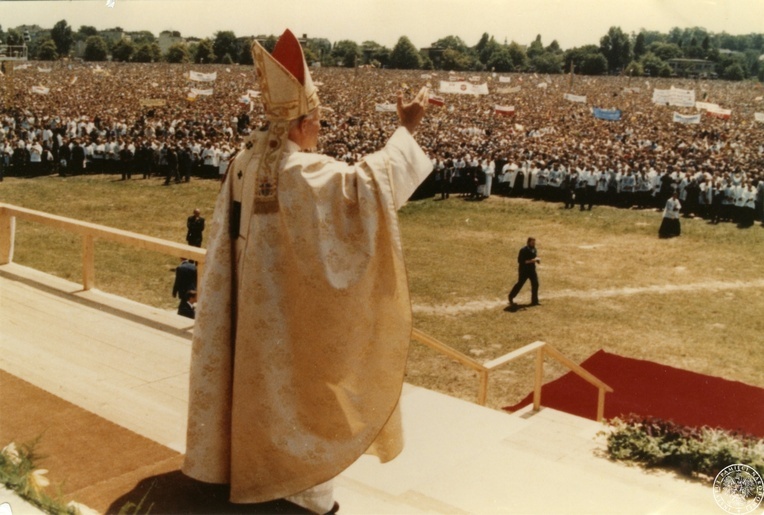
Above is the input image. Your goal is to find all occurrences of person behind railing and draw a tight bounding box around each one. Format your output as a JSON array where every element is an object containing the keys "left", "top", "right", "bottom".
[
  {"left": 172, "top": 257, "right": 197, "bottom": 310},
  {"left": 177, "top": 289, "right": 196, "bottom": 319}
]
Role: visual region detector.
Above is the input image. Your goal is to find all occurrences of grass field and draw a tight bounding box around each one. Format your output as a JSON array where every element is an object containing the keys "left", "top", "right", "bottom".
[{"left": 2, "top": 174, "right": 763, "bottom": 409}]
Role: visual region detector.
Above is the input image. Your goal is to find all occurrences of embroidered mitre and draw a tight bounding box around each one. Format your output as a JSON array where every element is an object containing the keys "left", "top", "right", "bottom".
[{"left": 247, "top": 29, "right": 321, "bottom": 209}]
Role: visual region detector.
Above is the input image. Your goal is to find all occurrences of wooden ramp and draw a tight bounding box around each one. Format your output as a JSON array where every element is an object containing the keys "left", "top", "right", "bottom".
[{"left": 0, "top": 263, "right": 719, "bottom": 514}]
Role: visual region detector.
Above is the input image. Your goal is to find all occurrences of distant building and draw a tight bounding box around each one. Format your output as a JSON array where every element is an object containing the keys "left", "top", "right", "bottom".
[
  {"left": 667, "top": 58, "right": 715, "bottom": 78},
  {"left": 100, "top": 29, "right": 125, "bottom": 45},
  {"left": 158, "top": 31, "right": 185, "bottom": 54}
]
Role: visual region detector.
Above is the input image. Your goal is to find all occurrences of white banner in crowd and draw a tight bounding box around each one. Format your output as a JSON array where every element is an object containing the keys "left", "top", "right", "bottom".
[
  {"left": 31, "top": 85, "right": 50, "bottom": 95},
  {"left": 497, "top": 86, "right": 521, "bottom": 94},
  {"left": 673, "top": 112, "right": 701, "bottom": 124},
  {"left": 190, "top": 88, "right": 214, "bottom": 96},
  {"left": 754, "top": 113, "right": 764, "bottom": 123},
  {"left": 623, "top": 87, "right": 641, "bottom": 94},
  {"left": 695, "top": 101, "right": 719, "bottom": 111},
  {"left": 375, "top": 103, "right": 397, "bottom": 113},
  {"left": 15, "top": 63, "right": 31, "bottom": 70},
  {"left": 247, "top": 89, "right": 261, "bottom": 97},
  {"left": 440, "top": 81, "right": 489, "bottom": 95},
  {"left": 653, "top": 87, "right": 695, "bottom": 107},
  {"left": 537, "top": 82, "right": 548, "bottom": 89},
  {"left": 564, "top": 93, "right": 587, "bottom": 103},
  {"left": 37, "top": 67, "right": 52, "bottom": 73},
  {"left": 499, "top": 76, "right": 512, "bottom": 83},
  {"left": 189, "top": 70, "right": 217, "bottom": 82}
]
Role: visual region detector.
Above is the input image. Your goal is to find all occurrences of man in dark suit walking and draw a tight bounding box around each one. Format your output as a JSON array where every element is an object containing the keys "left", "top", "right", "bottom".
[
  {"left": 508, "top": 237, "right": 541, "bottom": 307},
  {"left": 186, "top": 208, "right": 205, "bottom": 247}
]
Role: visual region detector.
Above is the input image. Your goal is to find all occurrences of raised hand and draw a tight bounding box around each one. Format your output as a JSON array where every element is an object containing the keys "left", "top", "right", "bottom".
[{"left": 397, "top": 86, "right": 428, "bottom": 134}]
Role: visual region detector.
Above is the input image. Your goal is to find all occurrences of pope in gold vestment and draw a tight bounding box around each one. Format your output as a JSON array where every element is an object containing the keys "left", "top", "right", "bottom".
[{"left": 182, "top": 29, "right": 433, "bottom": 510}]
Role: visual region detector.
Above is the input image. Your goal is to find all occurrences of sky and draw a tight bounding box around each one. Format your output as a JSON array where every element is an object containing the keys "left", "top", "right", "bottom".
[{"left": 2, "top": 0, "right": 763, "bottom": 50}]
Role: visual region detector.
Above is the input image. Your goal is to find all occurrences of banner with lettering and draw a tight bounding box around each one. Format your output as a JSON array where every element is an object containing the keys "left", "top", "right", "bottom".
[
  {"left": 564, "top": 93, "right": 587, "bottom": 103},
  {"left": 593, "top": 107, "right": 622, "bottom": 121},
  {"left": 499, "top": 76, "right": 512, "bottom": 83},
  {"left": 189, "top": 88, "right": 214, "bottom": 96},
  {"left": 189, "top": 70, "right": 217, "bottom": 82},
  {"left": 440, "top": 81, "right": 489, "bottom": 95},
  {"left": 673, "top": 112, "right": 701, "bottom": 124},
  {"left": 653, "top": 87, "right": 695, "bottom": 107}
]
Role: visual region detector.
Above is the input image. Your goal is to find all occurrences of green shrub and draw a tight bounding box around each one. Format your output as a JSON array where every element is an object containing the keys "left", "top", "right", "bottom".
[{"left": 603, "top": 415, "right": 764, "bottom": 479}]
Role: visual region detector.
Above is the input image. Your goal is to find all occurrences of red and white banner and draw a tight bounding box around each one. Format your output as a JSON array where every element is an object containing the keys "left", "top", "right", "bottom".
[
  {"left": 706, "top": 106, "right": 732, "bottom": 119},
  {"left": 428, "top": 95, "right": 445, "bottom": 107},
  {"left": 696, "top": 102, "right": 731, "bottom": 119},
  {"left": 564, "top": 93, "right": 587, "bottom": 103},
  {"left": 494, "top": 105, "right": 515, "bottom": 116},
  {"left": 440, "top": 81, "right": 489, "bottom": 95},
  {"left": 189, "top": 70, "right": 217, "bottom": 82}
]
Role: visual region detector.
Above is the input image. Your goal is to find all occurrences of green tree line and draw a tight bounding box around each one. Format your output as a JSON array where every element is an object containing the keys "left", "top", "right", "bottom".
[{"left": 3, "top": 20, "right": 763, "bottom": 81}]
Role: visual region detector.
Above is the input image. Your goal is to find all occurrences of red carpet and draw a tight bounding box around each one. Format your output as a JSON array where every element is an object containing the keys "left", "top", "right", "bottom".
[{"left": 504, "top": 350, "right": 764, "bottom": 438}]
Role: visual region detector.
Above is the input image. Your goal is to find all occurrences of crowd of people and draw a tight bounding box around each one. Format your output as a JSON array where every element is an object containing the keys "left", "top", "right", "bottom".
[{"left": 1, "top": 60, "right": 763, "bottom": 224}]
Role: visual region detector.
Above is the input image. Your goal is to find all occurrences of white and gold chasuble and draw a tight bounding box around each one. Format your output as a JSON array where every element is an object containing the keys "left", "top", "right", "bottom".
[{"left": 182, "top": 127, "right": 433, "bottom": 503}]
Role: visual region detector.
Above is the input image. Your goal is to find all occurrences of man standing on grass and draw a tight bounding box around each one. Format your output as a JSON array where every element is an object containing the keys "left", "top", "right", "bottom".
[
  {"left": 508, "top": 237, "right": 541, "bottom": 307},
  {"left": 182, "top": 29, "right": 432, "bottom": 514},
  {"left": 186, "top": 208, "right": 205, "bottom": 247}
]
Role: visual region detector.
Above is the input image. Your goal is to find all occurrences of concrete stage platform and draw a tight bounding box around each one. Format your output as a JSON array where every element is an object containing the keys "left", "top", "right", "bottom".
[{"left": 0, "top": 263, "right": 720, "bottom": 514}]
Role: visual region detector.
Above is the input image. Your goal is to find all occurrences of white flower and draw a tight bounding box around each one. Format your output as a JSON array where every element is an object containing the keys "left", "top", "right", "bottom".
[
  {"left": 29, "top": 469, "right": 50, "bottom": 490},
  {"left": 1, "top": 443, "right": 21, "bottom": 465}
]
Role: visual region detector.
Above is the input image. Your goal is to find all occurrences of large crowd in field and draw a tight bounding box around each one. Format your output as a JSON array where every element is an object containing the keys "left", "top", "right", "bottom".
[{"left": 2, "top": 60, "right": 763, "bottom": 224}]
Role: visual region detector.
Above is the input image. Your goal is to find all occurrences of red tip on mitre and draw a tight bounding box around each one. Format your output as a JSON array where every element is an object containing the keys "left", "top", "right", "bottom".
[{"left": 271, "top": 29, "right": 305, "bottom": 85}]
